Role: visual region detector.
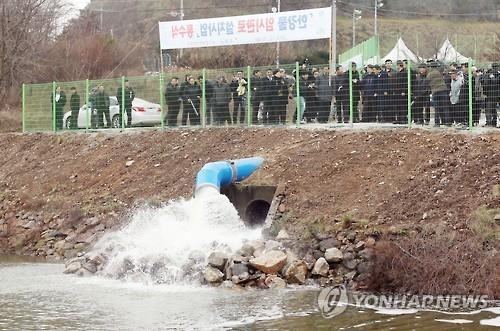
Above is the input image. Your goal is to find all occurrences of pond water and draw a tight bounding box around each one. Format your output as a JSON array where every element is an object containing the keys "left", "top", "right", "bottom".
[{"left": 0, "top": 257, "right": 498, "bottom": 330}]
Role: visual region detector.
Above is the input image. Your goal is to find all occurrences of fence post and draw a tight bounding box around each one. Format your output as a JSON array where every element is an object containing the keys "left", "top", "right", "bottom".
[
  {"left": 407, "top": 61, "right": 412, "bottom": 128},
  {"left": 52, "top": 81, "right": 56, "bottom": 132},
  {"left": 160, "top": 73, "right": 165, "bottom": 129},
  {"left": 85, "top": 79, "right": 90, "bottom": 132},
  {"left": 247, "top": 65, "right": 252, "bottom": 127},
  {"left": 22, "top": 84, "right": 26, "bottom": 132},
  {"left": 121, "top": 76, "right": 125, "bottom": 130},
  {"left": 295, "top": 61, "right": 301, "bottom": 128},
  {"left": 202, "top": 68, "right": 206, "bottom": 128},
  {"left": 468, "top": 58, "right": 473, "bottom": 130},
  {"left": 349, "top": 62, "right": 353, "bottom": 126}
]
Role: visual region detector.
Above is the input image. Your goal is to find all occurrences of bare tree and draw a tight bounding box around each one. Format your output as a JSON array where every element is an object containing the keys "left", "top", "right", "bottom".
[{"left": 0, "top": 0, "right": 64, "bottom": 103}]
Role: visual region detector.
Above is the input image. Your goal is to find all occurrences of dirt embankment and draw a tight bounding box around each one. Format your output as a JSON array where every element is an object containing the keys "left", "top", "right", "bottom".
[{"left": 0, "top": 128, "right": 498, "bottom": 296}]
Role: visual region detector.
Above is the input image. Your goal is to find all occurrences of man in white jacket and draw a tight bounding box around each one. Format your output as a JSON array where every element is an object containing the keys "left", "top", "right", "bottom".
[{"left": 449, "top": 69, "right": 464, "bottom": 124}]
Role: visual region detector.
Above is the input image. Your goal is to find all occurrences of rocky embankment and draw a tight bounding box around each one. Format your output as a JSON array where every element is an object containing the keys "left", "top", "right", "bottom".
[
  {"left": 0, "top": 128, "right": 498, "bottom": 296},
  {"left": 63, "top": 229, "right": 377, "bottom": 290}
]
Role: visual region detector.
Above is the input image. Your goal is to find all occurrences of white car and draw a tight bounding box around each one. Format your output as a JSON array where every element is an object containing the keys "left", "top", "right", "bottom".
[{"left": 63, "top": 96, "right": 162, "bottom": 129}]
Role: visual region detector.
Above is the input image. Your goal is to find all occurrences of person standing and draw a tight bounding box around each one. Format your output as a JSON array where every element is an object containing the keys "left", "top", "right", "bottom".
[
  {"left": 427, "top": 62, "right": 450, "bottom": 127},
  {"left": 165, "top": 77, "right": 182, "bottom": 127},
  {"left": 383, "top": 59, "right": 396, "bottom": 122},
  {"left": 69, "top": 87, "right": 80, "bottom": 129},
  {"left": 95, "top": 85, "right": 110, "bottom": 128},
  {"left": 51, "top": 86, "right": 67, "bottom": 130},
  {"left": 351, "top": 63, "right": 361, "bottom": 123},
  {"left": 182, "top": 77, "right": 201, "bottom": 126},
  {"left": 361, "top": 65, "right": 376, "bottom": 122},
  {"left": 333, "top": 66, "right": 349, "bottom": 123},
  {"left": 481, "top": 63, "right": 499, "bottom": 128},
  {"left": 213, "top": 76, "right": 232, "bottom": 125},
  {"left": 315, "top": 68, "right": 332, "bottom": 124},
  {"left": 414, "top": 64, "right": 431, "bottom": 125},
  {"left": 393, "top": 60, "right": 408, "bottom": 124},
  {"left": 251, "top": 70, "right": 264, "bottom": 124},
  {"left": 116, "top": 79, "right": 135, "bottom": 127}
]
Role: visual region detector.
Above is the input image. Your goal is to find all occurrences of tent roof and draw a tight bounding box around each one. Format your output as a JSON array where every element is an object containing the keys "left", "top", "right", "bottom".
[
  {"left": 436, "top": 39, "right": 470, "bottom": 63},
  {"left": 381, "top": 37, "right": 420, "bottom": 63}
]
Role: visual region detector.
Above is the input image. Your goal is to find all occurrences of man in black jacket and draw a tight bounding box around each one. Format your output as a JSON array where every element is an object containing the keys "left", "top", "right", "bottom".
[
  {"left": 393, "top": 60, "right": 409, "bottom": 124},
  {"left": 262, "top": 69, "right": 277, "bottom": 125},
  {"left": 361, "top": 65, "right": 375, "bottom": 122},
  {"left": 51, "top": 86, "right": 67, "bottom": 130},
  {"left": 333, "top": 66, "right": 349, "bottom": 123},
  {"left": 69, "top": 87, "right": 80, "bottom": 129},
  {"left": 94, "top": 85, "right": 110, "bottom": 128},
  {"left": 182, "top": 77, "right": 201, "bottom": 126},
  {"left": 481, "top": 63, "right": 499, "bottom": 127},
  {"left": 165, "top": 77, "right": 182, "bottom": 127},
  {"left": 414, "top": 64, "right": 431, "bottom": 125},
  {"left": 116, "top": 79, "right": 135, "bottom": 127},
  {"left": 213, "top": 76, "right": 232, "bottom": 125}
]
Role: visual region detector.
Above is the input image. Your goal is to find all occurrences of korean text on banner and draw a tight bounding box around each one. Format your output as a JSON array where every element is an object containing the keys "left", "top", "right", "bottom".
[{"left": 159, "top": 7, "right": 331, "bottom": 50}]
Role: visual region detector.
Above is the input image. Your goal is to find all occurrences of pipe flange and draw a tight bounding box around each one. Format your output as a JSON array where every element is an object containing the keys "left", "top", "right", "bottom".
[{"left": 227, "top": 160, "right": 238, "bottom": 183}]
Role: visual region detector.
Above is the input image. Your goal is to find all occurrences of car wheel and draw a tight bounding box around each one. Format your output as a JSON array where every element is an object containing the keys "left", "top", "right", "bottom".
[
  {"left": 112, "top": 115, "right": 121, "bottom": 128},
  {"left": 65, "top": 117, "right": 72, "bottom": 130}
]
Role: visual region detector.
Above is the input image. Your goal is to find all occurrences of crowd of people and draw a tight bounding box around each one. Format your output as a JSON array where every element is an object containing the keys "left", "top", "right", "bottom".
[
  {"left": 51, "top": 60, "right": 499, "bottom": 129},
  {"left": 162, "top": 59, "right": 499, "bottom": 128}
]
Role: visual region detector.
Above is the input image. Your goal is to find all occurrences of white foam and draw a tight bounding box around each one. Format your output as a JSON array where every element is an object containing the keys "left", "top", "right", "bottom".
[
  {"left": 480, "top": 316, "right": 500, "bottom": 327},
  {"left": 435, "top": 319, "right": 473, "bottom": 324},
  {"left": 90, "top": 192, "right": 262, "bottom": 284},
  {"left": 374, "top": 308, "right": 419, "bottom": 315}
]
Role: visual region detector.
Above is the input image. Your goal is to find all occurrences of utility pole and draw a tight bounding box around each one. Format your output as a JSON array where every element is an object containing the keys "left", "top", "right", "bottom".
[
  {"left": 330, "top": 0, "right": 337, "bottom": 79},
  {"left": 374, "top": 0, "right": 383, "bottom": 63},
  {"left": 276, "top": 0, "right": 281, "bottom": 68},
  {"left": 179, "top": 0, "right": 184, "bottom": 59},
  {"left": 99, "top": 4, "right": 103, "bottom": 31},
  {"left": 352, "top": 9, "right": 361, "bottom": 47}
]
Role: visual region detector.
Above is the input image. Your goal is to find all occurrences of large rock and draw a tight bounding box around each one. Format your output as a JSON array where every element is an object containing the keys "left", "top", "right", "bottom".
[
  {"left": 265, "top": 240, "right": 283, "bottom": 251},
  {"left": 264, "top": 275, "right": 287, "bottom": 289},
  {"left": 203, "top": 266, "right": 224, "bottom": 283},
  {"left": 319, "top": 238, "right": 341, "bottom": 252},
  {"left": 249, "top": 250, "right": 287, "bottom": 274},
  {"left": 284, "top": 260, "right": 308, "bottom": 284},
  {"left": 231, "top": 262, "right": 249, "bottom": 277},
  {"left": 324, "top": 248, "right": 343, "bottom": 263},
  {"left": 207, "top": 252, "right": 228, "bottom": 271},
  {"left": 359, "top": 248, "right": 374, "bottom": 260},
  {"left": 64, "top": 260, "right": 81, "bottom": 274},
  {"left": 276, "top": 230, "right": 290, "bottom": 240},
  {"left": 312, "top": 257, "right": 329, "bottom": 277}
]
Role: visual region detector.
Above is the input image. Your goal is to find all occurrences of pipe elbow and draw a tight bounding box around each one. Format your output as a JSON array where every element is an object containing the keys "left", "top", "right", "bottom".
[{"left": 194, "top": 157, "right": 264, "bottom": 196}]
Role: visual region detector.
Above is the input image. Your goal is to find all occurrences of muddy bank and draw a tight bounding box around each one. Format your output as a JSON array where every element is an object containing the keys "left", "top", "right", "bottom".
[{"left": 0, "top": 128, "right": 498, "bottom": 296}]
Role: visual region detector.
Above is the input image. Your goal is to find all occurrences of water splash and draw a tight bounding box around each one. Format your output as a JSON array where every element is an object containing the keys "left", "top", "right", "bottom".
[{"left": 91, "top": 191, "right": 262, "bottom": 284}]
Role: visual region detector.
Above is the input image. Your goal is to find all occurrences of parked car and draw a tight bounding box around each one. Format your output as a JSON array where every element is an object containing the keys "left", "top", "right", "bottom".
[{"left": 63, "top": 96, "right": 162, "bottom": 129}]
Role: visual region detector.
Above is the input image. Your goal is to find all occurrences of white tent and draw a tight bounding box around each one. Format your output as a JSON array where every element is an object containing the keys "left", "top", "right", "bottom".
[
  {"left": 436, "top": 39, "right": 470, "bottom": 63},
  {"left": 381, "top": 37, "right": 420, "bottom": 63}
]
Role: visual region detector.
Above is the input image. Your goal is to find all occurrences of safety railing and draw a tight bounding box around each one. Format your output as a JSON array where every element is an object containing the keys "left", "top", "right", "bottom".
[{"left": 22, "top": 60, "right": 500, "bottom": 132}]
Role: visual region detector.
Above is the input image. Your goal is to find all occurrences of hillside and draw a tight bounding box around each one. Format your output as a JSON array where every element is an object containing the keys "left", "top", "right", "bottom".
[
  {"left": 75, "top": 0, "right": 500, "bottom": 70},
  {"left": 0, "top": 128, "right": 498, "bottom": 296}
]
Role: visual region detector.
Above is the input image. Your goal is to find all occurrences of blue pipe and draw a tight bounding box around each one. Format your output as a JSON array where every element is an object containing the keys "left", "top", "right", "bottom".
[{"left": 195, "top": 157, "right": 264, "bottom": 195}]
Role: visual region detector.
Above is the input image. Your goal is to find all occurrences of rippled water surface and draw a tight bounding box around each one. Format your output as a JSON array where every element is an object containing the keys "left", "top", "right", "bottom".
[{"left": 0, "top": 257, "right": 498, "bottom": 330}]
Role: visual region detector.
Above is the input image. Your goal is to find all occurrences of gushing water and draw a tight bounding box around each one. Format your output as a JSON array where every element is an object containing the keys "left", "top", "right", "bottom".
[{"left": 90, "top": 190, "right": 262, "bottom": 284}]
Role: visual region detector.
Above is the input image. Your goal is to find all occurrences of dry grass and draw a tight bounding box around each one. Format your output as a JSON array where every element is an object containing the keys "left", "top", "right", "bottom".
[
  {"left": 370, "top": 232, "right": 499, "bottom": 298},
  {"left": 469, "top": 206, "right": 500, "bottom": 243},
  {"left": 0, "top": 108, "right": 21, "bottom": 133}
]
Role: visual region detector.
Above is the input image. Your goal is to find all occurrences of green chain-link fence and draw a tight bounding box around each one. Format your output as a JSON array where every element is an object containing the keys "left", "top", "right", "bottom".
[{"left": 23, "top": 59, "right": 500, "bottom": 132}]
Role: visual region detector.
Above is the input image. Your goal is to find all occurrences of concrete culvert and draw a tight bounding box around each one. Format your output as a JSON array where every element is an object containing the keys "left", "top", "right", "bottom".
[{"left": 244, "top": 200, "right": 271, "bottom": 227}]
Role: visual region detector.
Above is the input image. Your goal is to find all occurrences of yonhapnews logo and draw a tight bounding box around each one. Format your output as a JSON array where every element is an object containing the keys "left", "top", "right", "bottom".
[{"left": 317, "top": 286, "right": 490, "bottom": 319}]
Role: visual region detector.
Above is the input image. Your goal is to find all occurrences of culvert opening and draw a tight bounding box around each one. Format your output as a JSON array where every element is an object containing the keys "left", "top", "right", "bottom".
[
  {"left": 245, "top": 200, "right": 271, "bottom": 227},
  {"left": 220, "top": 184, "right": 277, "bottom": 228}
]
